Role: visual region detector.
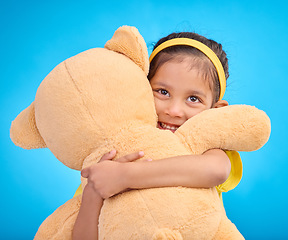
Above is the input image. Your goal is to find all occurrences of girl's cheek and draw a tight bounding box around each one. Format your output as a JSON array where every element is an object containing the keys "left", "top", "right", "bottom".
[
  {"left": 154, "top": 100, "right": 165, "bottom": 116},
  {"left": 153, "top": 98, "right": 160, "bottom": 111},
  {"left": 187, "top": 107, "right": 205, "bottom": 119}
]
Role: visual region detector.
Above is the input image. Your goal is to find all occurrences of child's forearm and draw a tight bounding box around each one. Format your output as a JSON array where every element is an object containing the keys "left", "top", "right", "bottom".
[
  {"left": 79, "top": 149, "right": 231, "bottom": 199},
  {"left": 126, "top": 149, "right": 231, "bottom": 189},
  {"left": 73, "top": 185, "right": 103, "bottom": 240}
]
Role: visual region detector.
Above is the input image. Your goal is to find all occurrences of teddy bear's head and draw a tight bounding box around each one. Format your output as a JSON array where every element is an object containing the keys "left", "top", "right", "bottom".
[{"left": 10, "top": 26, "right": 157, "bottom": 170}]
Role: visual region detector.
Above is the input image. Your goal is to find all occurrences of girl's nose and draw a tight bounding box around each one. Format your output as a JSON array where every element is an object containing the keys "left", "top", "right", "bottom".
[{"left": 165, "top": 101, "right": 184, "bottom": 118}]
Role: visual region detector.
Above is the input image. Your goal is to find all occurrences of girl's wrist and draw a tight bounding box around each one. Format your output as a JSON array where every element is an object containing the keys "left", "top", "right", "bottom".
[
  {"left": 83, "top": 184, "right": 103, "bottom": 203},
  {"left": 124, "top": 161, "right": 146, "bottom": 190}
]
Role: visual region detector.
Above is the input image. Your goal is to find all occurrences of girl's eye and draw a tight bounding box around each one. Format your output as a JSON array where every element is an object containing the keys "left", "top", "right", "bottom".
[
  {"left": 157, "top": 89, "right": 169, "bottom": 96},
  {"left": 188, "top": 96, "right": 200, "bottom": 103}
]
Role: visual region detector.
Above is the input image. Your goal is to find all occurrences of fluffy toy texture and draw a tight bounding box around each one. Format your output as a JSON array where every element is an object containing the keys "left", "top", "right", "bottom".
[{"left": 10, "top": 26, "right": 271, "bottom": 240}]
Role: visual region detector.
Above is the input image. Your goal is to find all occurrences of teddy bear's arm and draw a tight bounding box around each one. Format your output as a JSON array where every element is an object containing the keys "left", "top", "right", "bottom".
[
  {"left": 212, "top": 217, "right": 245, "bottom": 240},
  {"left": 175, "top": 105, "right": 271, "bottom": 154},
  {"left": 34, "top": 195, "right": 81, "bottom": 240},
  {"left": 10, "top": 102, "right": 46, "bottom": 149}
]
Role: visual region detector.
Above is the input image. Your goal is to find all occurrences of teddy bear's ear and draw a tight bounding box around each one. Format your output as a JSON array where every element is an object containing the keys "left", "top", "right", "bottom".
[
  {"left": 104, "top": 26, "right": 149, "bottom": 75},
  {"left": 10, "top": 102, "right": 46, "bottom": 149}
]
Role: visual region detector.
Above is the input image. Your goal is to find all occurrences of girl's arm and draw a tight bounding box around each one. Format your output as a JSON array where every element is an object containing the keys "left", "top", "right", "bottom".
[
  {"left": 127, "top": 149, "right": 231, "bottom": 190},
  {"left": 72, "top": 151, "right": 146, "bottom": 240},
  {"left": 72, "top": 185, "right": 103, "bottom": 240},
  {"left": 83, "top": 149, "right": 231, "bottom": 199}
]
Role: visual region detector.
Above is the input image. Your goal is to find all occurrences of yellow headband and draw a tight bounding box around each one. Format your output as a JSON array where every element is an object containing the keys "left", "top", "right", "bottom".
[{"left": 149, "top": 38, "right": 226, "bottom": 100}]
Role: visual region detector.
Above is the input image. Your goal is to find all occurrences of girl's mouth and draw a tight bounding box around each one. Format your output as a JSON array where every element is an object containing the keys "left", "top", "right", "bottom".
[{"left": 157, "top": 122, "right": 180, "bottom": 132}]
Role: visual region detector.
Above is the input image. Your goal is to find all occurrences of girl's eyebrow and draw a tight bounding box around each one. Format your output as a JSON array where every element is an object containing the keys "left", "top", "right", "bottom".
[
  {"left": 188, "top": 90, "right": 207, "bottom": 98},
  {"left": 151, "top": 81, "right": 169, "bottom": 88},
  {"left": 151, "top": 84, "right": 171, "bottom": 91}
]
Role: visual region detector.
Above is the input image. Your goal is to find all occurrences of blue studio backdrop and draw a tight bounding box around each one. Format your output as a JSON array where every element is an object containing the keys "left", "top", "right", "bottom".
[{"left": 1, "top": 1, "right": 287, "bottom": 239}]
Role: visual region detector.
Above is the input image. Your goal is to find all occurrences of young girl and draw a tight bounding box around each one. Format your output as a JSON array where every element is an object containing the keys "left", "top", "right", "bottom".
[{"left": 72, "top": 31, "right": 242, "bottom": 240}]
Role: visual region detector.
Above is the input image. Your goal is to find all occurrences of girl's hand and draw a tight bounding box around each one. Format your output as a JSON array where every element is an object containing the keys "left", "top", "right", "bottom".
[{"left": 81, "top": 150, "right": 146, "bottom": 199}]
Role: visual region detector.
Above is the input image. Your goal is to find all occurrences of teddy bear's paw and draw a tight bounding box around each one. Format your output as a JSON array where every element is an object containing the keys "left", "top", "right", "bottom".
[{"left": 152, "top": 228, "right": 183, "bottom": 240}]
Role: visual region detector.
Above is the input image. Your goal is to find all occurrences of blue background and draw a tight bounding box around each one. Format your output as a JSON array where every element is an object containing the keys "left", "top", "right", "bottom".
[{"left": 1, "top": 0, "right": 287, "bottom": 239}]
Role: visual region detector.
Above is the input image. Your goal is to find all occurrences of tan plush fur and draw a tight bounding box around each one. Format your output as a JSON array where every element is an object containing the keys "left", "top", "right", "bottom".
[{"left": 10, "top": 26, "right": 271, "bottom": 239}]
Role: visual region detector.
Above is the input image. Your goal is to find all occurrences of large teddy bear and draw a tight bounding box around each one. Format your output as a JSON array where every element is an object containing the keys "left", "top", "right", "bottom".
[{"left": 10, "top": 26, "right": 270, "bottom": 239}]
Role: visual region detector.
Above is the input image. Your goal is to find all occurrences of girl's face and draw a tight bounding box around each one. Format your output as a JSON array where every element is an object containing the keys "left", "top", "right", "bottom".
[{"left": 150, "top": 59, "right": 215, "bottom": 133}]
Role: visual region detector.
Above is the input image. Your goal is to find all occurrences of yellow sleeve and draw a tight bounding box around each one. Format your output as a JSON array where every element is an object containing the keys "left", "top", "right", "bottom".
[
  {"left": 216, "top": 150, "right": 243, "bottom": 194},
  {"left": 74, "top": 184, "right": 83, "bottom": 198}
]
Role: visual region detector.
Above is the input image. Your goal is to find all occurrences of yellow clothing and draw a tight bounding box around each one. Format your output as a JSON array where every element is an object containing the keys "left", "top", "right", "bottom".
[
  {"left": 216, "top": 150, "right": 243, "bottom": 198},
  {"left": 74, "top": 184, "right": 82, "bottom": 198}
]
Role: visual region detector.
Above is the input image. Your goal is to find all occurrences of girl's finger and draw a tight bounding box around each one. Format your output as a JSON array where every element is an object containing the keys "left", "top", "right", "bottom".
[
  {"left": 99, "top": 149, "right": 117, "bottom": 162},
  {"left": 137, "top": 158, "right": 153, "bottom": 162},
  {"left": 115, "top": 151, "right": 144, "bottom": 163},
  {"left": 144, "top": 158, "right": 153, "bottom": 162}
]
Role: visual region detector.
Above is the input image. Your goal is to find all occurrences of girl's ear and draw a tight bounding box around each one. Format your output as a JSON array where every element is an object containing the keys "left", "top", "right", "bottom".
[
  {"left": 213, "top": 100, "right": 229, "bottom": 108},
  {"left": 10, "top": 102, "right": 46, "bottom": 149},
  {"left": 104, "top": 26, "right": 149, "bottom": 75}
]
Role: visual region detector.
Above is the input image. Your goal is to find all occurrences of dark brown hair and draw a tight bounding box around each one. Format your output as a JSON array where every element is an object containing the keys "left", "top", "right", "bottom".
[{"left": 148, "top": 32, "right": 229, "bottom": 103}]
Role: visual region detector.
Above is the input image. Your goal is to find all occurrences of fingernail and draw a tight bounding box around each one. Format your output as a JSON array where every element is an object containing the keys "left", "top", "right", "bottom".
[
  {"left": 110, "top": 149, "right": 116, "bottom": 154},
  {"left": 139, "top": 151, "right": 144, "bottom": 157}
]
